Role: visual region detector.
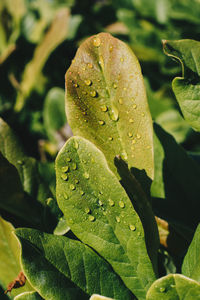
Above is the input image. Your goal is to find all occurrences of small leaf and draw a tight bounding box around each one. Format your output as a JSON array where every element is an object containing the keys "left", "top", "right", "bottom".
[
  {"left": 16, "top": 228, "right": 132, "bottom": 300},
  {"left": 163, "top": 39, "right": 200, "bottom": 132},
  {"left": 182, "top": 224, "right": 200, "bottom": 282},
  {"left": 146, "top": 274, "right": 200, "bottom": 300},
  {"left": 0, "top": 217, "right": 33, "bottom": 297},
  {"left": 65, "top": 32, "right": 154, "bottom": 180},
  {"left": 15, "top": 291, "right": 43, "bottom": 300},
  {"left": 43, "top": 87, "right": 67, "bottom": 145},
  {"left": 56, "top": 136, "right": 156, "bottom": 300}
]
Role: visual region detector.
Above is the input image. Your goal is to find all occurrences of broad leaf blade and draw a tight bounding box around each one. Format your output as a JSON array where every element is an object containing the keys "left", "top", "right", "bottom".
[
  {"left": 16, "top": 228, "right": 132, "bottom": 300},
  {"left": 65, "top": 32, "right": 154, "bottom": 180},
  {"left": 146, "top": 274, "right": 200, "bottom": 300},
  {"left": 0, "top": 217, "right": 33, "bottom": 297},
  {"left": 56, "top": 136, "right": 156, "bottom": 300},
  {"left": 182, "top": 224, "right": 200, "bottom": 282},
  {"left": 163, "top": 39, "right": 200, "bottom": 132}
]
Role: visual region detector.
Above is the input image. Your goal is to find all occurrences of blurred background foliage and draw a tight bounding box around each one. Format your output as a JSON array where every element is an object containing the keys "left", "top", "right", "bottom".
[{"left": 1, "top": 0, "right": 200, "bottom": 161}]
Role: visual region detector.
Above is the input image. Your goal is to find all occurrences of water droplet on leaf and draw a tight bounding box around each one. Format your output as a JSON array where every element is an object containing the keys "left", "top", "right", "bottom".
[
  {"left": 89, "top": 215, "right": 95, "bottom": 222},
  {"left": 119, "top": 201, "right": 125, "bottom": 208},
  {"left": 72, "top": 163, "right": 77, "bottom": 170},
  {"left": 133, "top": 104, "right": 137, "bottom": 109},
  {"left": 61, "top": 174, "right": 68, "bottom": 181},
  {"left": 101, "top": 105, "right": 108, "bottom": 112},
  {"left": 93, "top": 37, "right": 101, "bottom": 47},
  {"left": 116, "top": 216, "right": 120, "bottom": 223},
  {"left": 90, "top": 90, "right": 97, "bottom": 97},
  {"left": 70, "top": 184, "right": 76, "bottom": 190},
  {"left": 85, "top": 79, "right": 92, "bottom": 86},
  {"left": 108, "top": 199, "right": 115, "bottom": 206},
  {"left": 85, "top": 207, "right": 91, "bottom": 214},
  {"left": 62, "top": 166, "right": 69, "bottom": 172},
  {"left": 99, "top": 120, "right": 105, "bottom": 125},
  {"left": 159, "top": 287, "right": 166, "bottom": 293},
  {"left": 129, "top": 224, "right": 136, "bottom": 231}
]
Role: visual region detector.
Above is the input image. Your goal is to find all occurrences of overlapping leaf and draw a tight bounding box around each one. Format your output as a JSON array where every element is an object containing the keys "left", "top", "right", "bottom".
[
  {"left": 16, "top": 228, "right": 132, "bottom": 300},
  {"left": 56, "top": 136, "right": 156, "bottom": 300},
  {"left": 163, "top": 39, "right": 200, "bottom": 132},
  {"left": 0, "top": 217, "right": 33, "bottom": 297},
  {"left": 65, "top": 32, "right": 154, "bottom": 180},
  {"left": 146, "top": 274, "right": 200, "bottom": 300}
]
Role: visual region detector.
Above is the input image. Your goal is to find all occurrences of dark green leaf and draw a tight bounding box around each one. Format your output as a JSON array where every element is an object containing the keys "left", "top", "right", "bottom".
[{"left": 152, "top": 124, "right": 200, "bottom": 233}]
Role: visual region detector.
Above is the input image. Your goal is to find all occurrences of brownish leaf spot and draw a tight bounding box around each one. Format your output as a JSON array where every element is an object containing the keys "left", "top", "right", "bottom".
[{"left": 4, "top": 271, "right": 26, "bottom": 294}]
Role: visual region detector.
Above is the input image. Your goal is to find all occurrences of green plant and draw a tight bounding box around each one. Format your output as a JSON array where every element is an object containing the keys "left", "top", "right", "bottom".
[{"left": 1, "top": 32, "right": 200, "bottom": 300}]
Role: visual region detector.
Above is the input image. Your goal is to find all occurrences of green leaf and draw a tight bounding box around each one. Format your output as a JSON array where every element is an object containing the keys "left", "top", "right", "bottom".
[
  {"left": 15, "top": 8, "right": 70, "bottom": 112},
  {"left": 43, "top": 87, "right": 67, "bottom": 144},
  {"left": 65, "top": 32, "right": 154, "bottom": 180},
  {"left": 152, "top": 124, "right": 200, "bottom": 233},
  {"left": 16, "top": 228, "right": 132, "bottom": 300},
  {"left": 15, "top": 292, "right": 43, "bottom": 300},
  {"left": 182, "top": 224, "right": 200, "bottom": 282},
  {"left": 0, "top": 118, "right": 51, "bottom": 203},
  {"left": 56, "top": 136, "right": 156, "bottom": 300},
  {"left": 163, "top": 39, "right": 200, "bottom": 132},
  {"left": 0, "top": 118, "right": 60, "bottom": 227},
  {"left": 146, "top": 274, "right": 200, "bottom": 300},
  {"left": 0, "top": 217, "right": 33, "bottom": 297},
  {"left": 0, "top": 152, "right": 42, "bottom": 225}
]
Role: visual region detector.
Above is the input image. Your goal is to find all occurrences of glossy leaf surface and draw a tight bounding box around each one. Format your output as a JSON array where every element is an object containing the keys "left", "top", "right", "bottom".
[
  {"left": 16, "top": 228, "right": 132, "bottom": 300},
  {"left": 65, "top": 32, "right": 154, "bottom": 180},
  {"left": 56, "top": 136, "right": 156, "bottom": 300}
]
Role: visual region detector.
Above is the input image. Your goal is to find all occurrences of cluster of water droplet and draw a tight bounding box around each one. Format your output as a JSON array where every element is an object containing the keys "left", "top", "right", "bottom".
[{"left": 59, "top": 139, "right": 141, "bottom": 233}]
